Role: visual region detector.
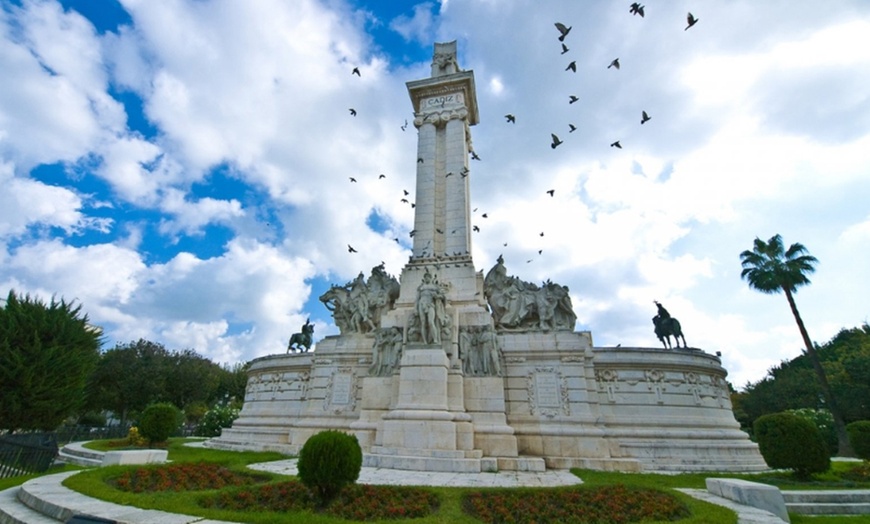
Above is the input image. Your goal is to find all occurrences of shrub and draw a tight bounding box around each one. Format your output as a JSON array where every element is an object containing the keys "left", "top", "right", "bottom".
[
  {"left": 138, "top": 403, "right": 182, "bottom": 445},
  {"left": 786, "top": 408, "right": 837, "bottom": 457},
  {"left": 195, "top": 403, "right": 240, "bottom": 437},
  {"left": 754, "top": 412, "right": 830, "bottom": 479},
  {"left": 297, "top": 430, "right": 362, "bottom": 503},
  {"left": 847, "top": 421, "right": 870, "bottom": 461},
  {"left": 127, "top": 426, "right": 147, "bottom": 447}
]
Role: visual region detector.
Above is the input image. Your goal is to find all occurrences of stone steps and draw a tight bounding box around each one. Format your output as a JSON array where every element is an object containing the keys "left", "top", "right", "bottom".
[
  {"left": 56, "top": 443, "right": 104, "bottom": 468},
  {"left": 783, "top": 490, "right": 870, "bottom": 515},
  {"left": 0, "top": 471, "right": 239, "bottom": 524},
  {"left": 0, "top": 486, "right": 60, "bottom": 524}
]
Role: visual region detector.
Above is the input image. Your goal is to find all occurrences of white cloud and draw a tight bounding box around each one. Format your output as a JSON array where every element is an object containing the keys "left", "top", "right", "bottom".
[{"left": 1, "top": 1, "right": 868, "bottom": 390}]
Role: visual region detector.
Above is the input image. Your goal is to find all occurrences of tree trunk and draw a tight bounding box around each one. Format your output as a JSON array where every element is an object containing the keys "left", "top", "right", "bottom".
[{"left": 783, "top": 286, "right": 854, "bottom": 457}]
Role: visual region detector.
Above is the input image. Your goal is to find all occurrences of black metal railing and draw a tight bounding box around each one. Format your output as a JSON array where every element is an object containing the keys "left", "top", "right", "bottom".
[{"left": 0, "top": 433, "right": 58, "bottom": 479}]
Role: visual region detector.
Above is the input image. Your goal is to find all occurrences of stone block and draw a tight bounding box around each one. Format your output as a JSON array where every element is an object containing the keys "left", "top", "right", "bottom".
[
  {"left": 101, "top": 450, "right": 168, "bottom": 467},
  {"left": 706, "top": 478, "right": 789, "bottom": 523}
]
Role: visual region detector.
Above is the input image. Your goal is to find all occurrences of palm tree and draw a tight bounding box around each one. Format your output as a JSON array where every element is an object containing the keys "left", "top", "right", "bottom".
[{"left": 740, "top": 234, "right": 853, "bottom": 456}]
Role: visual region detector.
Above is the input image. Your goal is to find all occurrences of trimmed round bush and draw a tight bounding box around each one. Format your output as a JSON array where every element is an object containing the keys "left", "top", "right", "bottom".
[
  {"left": 138, "top": 402, "right": 182, "bottom": 445},
  {"left": 846, "top": 421, "right": 870, "bottom": 461},
  {"left": 754, "top": 412, "right": 830, "bottom": 479},
  {"left": 297, "top": 430, "right": 362, "bottom": 503}
]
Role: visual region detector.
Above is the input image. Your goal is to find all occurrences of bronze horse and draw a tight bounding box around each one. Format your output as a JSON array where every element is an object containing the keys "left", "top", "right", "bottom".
[
  {"left": 287, "top": 319, "right": 314, "bottom": 353},
  {"left": 653, "top": 315, "right": 687, "bottom": 349}
]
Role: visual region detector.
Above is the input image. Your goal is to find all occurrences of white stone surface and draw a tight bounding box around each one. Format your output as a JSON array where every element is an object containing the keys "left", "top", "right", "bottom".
[
  {"left": 100, "top": 449, "right": 168, "bottom": 466},
  {"left": 707, "top": 478, "right": 790, "bottom": 523}
]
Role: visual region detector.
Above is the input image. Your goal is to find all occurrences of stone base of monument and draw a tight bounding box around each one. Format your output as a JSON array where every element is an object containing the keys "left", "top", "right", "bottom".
[{"left": 208, "top": 332, "right": 768, "bottom": 473}]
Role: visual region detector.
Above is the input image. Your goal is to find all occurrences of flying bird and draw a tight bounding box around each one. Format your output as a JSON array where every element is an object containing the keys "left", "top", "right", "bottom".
[
  {"left": 641, "top": 110, "right": 651, "bottom": 124},
  {"left": 393, "top": 238, "right": 400, "bottom": 243},
  {"left": 546, "top": 189, "right": 555, "bottom": 197},
  {"left": 473, "top": 225, "right": 480, "bottom": 232},
  {"left": 351, "top": 67, "right": 360, "bottom": 76},
  {"left": 445, "top": 171, "right": 454, "bottom": 177},
  {"left": 481, "top": 213, "right": 488, "bottom": 218},
  {"left": 347, "top": 244, "right": 357, "bottom": 253},
  {"left": 550, "top": 133, "right": 563, "bottom": 149},
  {"left": 610, "top": 140, "right": 622, "bottom": 149},
  {"left": 560, "top": 43, "right": 569, "bottom": 54},
  {"left": 401, "top": 119, "right": 408, "bottom": 131},
  {"left": 566, "top": 61, "right": 577, "bottom": 73},
  {"left": 538, "top": 250, "right": 543, "bottom": 255},
  {"left": 409, "top": 229, "right": 417, "bottom": 237},
  {"left": 685, "top": 12, "right": 699, "bottom": 30},
  {"left": 349, "top": 108, "right": 357, "bottom": 116},
  {"left": 554, "top": 22, "right": 572, "bottom": 41},
  {"left": 608, "top": 58, "right": 620, "bottom": 69},
  {"left": 630, "top": 3, "right": 645, "bottom": 17},
  {"left": 471, "top": 151, "right": 481, "bottom": 161},
  {"left": 379, "top": 173, "right": 386, "bottom": 179},
  {"left": 505, "top": 114, "right": 516, "bottom": 123},
  {"left": 460, "top": 167, "right": 469, "bottom": 177},
  {"left": 403, "top": 189, "right": 409, "bottom": 195},
  {"left": 568, "top": 123, "right": 577, "bottom": 133},
  {"left": 569, "top": 95, "right": 579, "bottom": 104},
  {"left": 540, "top": 232, "right": 545, "bottom": 237},
  {"left": 418, "top": 157, "right": 424, "bottom": 163},
  {"left": 401, "top": 198, "right": 409, "bottom": 203},
  {"left": 349, "top": 177, "right": 357, "bottom": 182}
]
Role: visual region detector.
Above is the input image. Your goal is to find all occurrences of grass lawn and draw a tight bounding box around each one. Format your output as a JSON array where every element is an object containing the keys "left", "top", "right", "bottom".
[{"left": 57, "top": 439, "right": 870, "bottom": 524}]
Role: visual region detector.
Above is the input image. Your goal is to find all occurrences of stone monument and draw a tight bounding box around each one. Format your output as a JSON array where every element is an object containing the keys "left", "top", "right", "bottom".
[{"left": 207, "top": 42, "right": 767, "bottom": 473}]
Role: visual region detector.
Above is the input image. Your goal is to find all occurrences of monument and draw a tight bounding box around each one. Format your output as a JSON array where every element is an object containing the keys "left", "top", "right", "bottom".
[{"left": 207, "top": 42, "right": 767, "bottom": 473}]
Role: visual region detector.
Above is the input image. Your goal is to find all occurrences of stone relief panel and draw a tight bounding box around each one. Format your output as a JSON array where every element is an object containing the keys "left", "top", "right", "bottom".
[
  {"left": 527, "top": 367, "right": 570, "bottom": 418},
  {"left": 458, "top": 325, "right": 503, "bottom": 376},
  {"left": 369, "top": 326, "right": 403, "bottom": 377},
  {"left": 245, "top": 371, "right": 309, "bottom": 402},
  {"left": 323, "top": 368, "right": 359, "bottom": 414},
  {"left": 645, "top": 369, "right": 666, "bottom": 404},
  {"left": 595, "top": 368, "right": 620, "bottom": 403}
]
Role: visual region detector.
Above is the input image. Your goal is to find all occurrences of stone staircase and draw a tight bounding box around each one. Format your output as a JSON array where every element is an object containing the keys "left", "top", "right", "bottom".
[
  {"left": 55, "top": 443, "right": 104, "bottom": 468},
  {"left": 0, "top": 470, "right": 237, "bottom": 523},
  {"left": 783, "top": 489, "right": 870, "bottom": 516}
]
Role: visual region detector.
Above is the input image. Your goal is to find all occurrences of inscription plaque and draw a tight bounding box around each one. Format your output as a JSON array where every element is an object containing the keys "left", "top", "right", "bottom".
[
  {"left": 331, "top": 373, "right": 353, "bottom": 405},
  {"left": 534, "top": 372, "right": 561, "bottom": 408}
]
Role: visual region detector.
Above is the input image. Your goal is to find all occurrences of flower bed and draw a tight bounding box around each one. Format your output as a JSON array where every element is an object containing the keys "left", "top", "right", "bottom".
[
  {"left": 111, "top": 462, "right": 263, "bottom": 492},
  {"left": 462, "top": 484, "right": 689, "bottom": 524},
  {"left": 199, "top": 481, "right": 440, "bottom": 520}
]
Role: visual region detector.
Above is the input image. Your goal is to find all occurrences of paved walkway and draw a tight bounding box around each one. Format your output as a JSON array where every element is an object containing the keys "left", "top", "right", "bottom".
[{"left": 249, "top": 458, "right": 583, "bottom": 488}]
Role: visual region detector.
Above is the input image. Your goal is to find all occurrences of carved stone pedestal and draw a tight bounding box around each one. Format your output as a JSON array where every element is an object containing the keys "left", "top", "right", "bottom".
[{"left": 364, "top": 344, "right": 486, "bottom": 472}]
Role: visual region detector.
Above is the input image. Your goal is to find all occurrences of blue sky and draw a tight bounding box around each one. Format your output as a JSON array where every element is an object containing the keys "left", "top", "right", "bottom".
[{"left": 1, "top": 0, "right": 868, "bottom": 388}]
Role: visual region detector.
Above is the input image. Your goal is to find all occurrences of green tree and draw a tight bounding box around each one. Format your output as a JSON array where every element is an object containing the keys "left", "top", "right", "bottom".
[
  {"left": 85, "top": 339, "right": 172, "bottom": 425},
  {"left": 0, "top": 290, "right": 102, "bottom": 431},
  {"left": 165, "top": 349, "right": 222, "bottom": 409},
  {"left": 740, "top": 234, "right": 852, "bottom": 456}
]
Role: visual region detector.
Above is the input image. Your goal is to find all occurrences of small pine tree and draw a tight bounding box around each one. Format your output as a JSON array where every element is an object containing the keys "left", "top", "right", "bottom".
[
  {"left": 846, "top": 421, "right": 870, "bottom": 461},
  {"left": 754, "top": 412, "right": 830, "bottom": 479},
  {"left": 138, "top": 402, "right": 182, "bottom": 445},
  {"left": 0, "top": 290, "right": 102, "bottom": 431},
  {"left": 297, "top": 430, "right": 362, "bottom": 503}
]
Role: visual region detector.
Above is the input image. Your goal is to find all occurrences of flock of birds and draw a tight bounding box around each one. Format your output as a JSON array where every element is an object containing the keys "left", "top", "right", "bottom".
[
  {"left": 504, "top": 7, "right": 699, "bottom": 155},
  {"left": 343, "top": 5, "right": 701, "bottom": 265}
]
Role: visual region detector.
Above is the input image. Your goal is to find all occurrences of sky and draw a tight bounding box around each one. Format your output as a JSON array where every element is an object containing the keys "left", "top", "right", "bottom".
[{"left": 1, "top": 0, "right": 868, "bottom": 390}]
